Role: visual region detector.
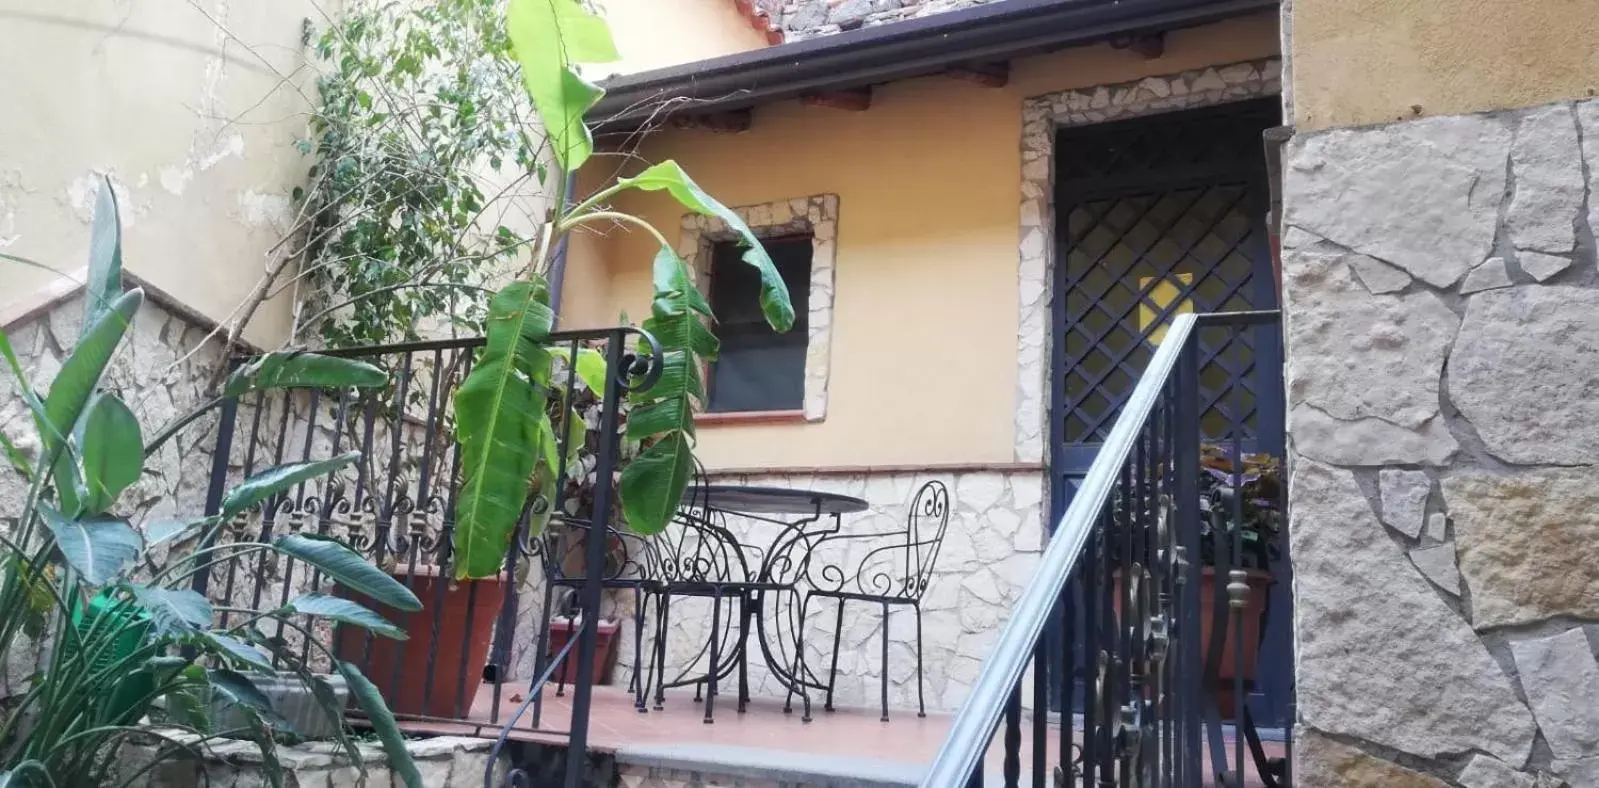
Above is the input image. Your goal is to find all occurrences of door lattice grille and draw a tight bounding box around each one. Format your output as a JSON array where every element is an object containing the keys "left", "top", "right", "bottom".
[{"left": 1055, "top": 102, "right": 1275, "bottom": 448}]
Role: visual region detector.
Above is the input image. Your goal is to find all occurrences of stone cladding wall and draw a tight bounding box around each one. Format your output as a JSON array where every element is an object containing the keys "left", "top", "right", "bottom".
[{"left": 1283, "top": 99, "right": 1599, "bottom": 787}]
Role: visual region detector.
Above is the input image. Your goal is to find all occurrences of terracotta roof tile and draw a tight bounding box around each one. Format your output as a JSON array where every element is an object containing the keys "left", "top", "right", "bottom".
[{"left": 733, "top": 0, "right": 786, "bottom": 44}]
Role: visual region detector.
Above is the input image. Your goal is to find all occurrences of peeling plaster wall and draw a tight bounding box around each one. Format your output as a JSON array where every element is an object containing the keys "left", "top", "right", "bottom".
[
  {"left": 1283, "top": 99, "right": 1599, "bottom": 786},
  {"left": 0, "top": 1, "right": 324, "bottom": 348}
]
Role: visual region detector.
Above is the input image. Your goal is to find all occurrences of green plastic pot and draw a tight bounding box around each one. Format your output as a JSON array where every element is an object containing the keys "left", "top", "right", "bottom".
[{"left": 68, "top": 591, "right": 154, "bottom": 725}]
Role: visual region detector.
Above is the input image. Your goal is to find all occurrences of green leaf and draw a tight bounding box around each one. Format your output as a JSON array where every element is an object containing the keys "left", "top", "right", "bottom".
[
  {"left": 535, "top": 411, "right": 560, "bottom": 479},
  {"left": 636, "top": 349, "right": 704, "bottom": 403},
  {"left": 274, "top": 534, "right": 421, "bottom": 612},
  {"left": 284, "top": 593, "right": 405, "bottom": 639},
  {"left": 9, "top": 555, "right": 55, "bottom": 638},
  {"left": 77, "top": 393, "right": 142, "bottom": 514},
  {"left": 506, "top": 0, "right": 618, "bottom": 169},
  {"left": 338, "top": 661, "right": 423, "bottom": 788},
  {"left": 651, "top": 248, "right": 712, "bottom": 317},
  {"left": 133, "top": 587, "right": 213, "bottom": 636},
  {"left": 203, "top": 632, "right": 274, "bottom": 672},
  {"left": 548, "top": 346, "right": 608, "bottom": 394},
  {"left": 223, "top": 352, "right": 388, "bottom": 398},
  {"left": 625, "top": 395, "right": 693, "bottom": 442},
  {"left": 144, "top": 517, "right": 210, "bottom": 547},
  {"left": 52, "top": 447, "right": 85, "bottom": 517},
  {"left": 618, "top": 432, "right": 693, "bottom": 535},
  {"left": 208, "top": 668, "right": 291, "bottom": 729},
  {"left": 153, "top": 661, "right": 211, "bottom": 733},
  {"left": 646, "top": 308, "right": 719, "bottom": 360},
  {"left": 42, "top": 288, "right": 143, "bottom": 457},
  {"left": 452, "top": 280, "right": 555, "bottom": 579},
  {"left": 0, "top": 330, "right": 51, "bottom": 453},
  {"left": 617, "top": 162, "right": 794, "bottom": 331},
  {"left": 245, "top": 715, "right": 286, "bottom": 788},
  {"left": 0, "top": 427, "right": 32, "bottom": 482},
  {"left": 562, "top": 405, "right": 587, "bottom": 471},
  {"left": 221, "top": 452, "right": 360, "bottom": 519},
  {"left": 84, "top": 175, "right": 125, "bottom": 332},
  {"left": 39, "top": 505, "right": 139, "bottom": 584}
]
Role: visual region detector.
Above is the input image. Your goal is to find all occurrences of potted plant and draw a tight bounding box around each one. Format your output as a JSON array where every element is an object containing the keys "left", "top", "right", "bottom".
[
  {"left": 0, "top": 181, "right": 424, "bottom": 786},
  {"left": 1111, "top": 446, "right": 1282, "bottom": 716},
  {"left": 324, "top": 359, "right": 516, "bottom": 719},
  {"left": 1194, "top": 445, "right": 1282, "bottom": 714},
  {"left": 332, "top": 558, "right": 508, "bottom": 718},
  {"left": 539, "top": 375, "right": 635, "bottom": 687},
  {"left": 441, "top": 0, "right": 795, "bottom": 587}
]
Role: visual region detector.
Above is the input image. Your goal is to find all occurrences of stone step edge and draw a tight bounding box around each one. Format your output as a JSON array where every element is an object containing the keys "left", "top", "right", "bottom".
[{"left": 613, "top": 742, "right": 1030, "bottom": 787}]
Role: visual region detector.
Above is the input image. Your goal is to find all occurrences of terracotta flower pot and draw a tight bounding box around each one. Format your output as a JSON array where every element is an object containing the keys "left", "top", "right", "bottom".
[
  {"left": 1113, "top": 567, "right": 1271, "bottom": 716},
  {"left": 546, "top": 617, "right": 620, "bottom": 685},
  {"left": 333, "top": 565, "right": 506, "bottom": 719}
]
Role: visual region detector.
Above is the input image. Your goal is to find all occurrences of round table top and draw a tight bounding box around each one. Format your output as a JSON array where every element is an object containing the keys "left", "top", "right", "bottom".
[{"left": 696, "top": 484, "right": 870, "bottom": 516}]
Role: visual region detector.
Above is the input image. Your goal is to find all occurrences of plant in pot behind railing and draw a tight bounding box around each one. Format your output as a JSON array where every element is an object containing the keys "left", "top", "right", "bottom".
[
  {"left": 1194, "top": 445, "right": 1282, "bottom": 715},
  {"left": 1110, "top": 445, "right": 1281, "bottom": 717},
  {"left": 445, "top": 1, "right": 793, "bottom": 576},
  {"left": 0, "top": 180, "right": 425, "bottom": 787}
]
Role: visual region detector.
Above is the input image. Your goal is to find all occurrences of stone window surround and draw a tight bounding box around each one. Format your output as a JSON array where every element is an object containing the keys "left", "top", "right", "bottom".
[
  {"left": 677, "top": 194, "right": 840, "bottom": 422},
  {"left": 1012, "top": 59, "right": 1283, "bottom": 464}
]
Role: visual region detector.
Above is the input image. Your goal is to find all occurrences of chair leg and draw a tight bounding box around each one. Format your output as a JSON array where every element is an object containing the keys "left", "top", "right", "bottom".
[
  {"left": 653, "top": 593, "right": 669, "bottom": 710},
  {"left": 738, "top": 594, "right": 751, "bottom": 714},
  {"left": 797, "top": 593, "right": 813, "bottom": 723},
  {"left": 556, "top": 611, "right": 575, "bottom": 698},
  {"left": 531, "top": 578, "right": 557, "bottom": 729},
  {"left": 785, "top": 592, "right": 807, "bottom": 717},
  {"left": 880, "top": 601, "right": 890, "bottom": 723},
  {"left": 632, "top": 587, "right": 648, "bottom": 713},
  {"left": 915, "top": 604, "right": 926, "bottom": 718},
  {"left": 825, "top": 597, "right": 844, "bottom": 713},
  {"left": 705, "top": 590, "right": 722, "bottom": 724}
]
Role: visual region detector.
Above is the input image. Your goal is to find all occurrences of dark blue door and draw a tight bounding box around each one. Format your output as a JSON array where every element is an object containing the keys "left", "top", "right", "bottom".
[{"left": 1046, "top": 99, "right": 1291, "bottom": 729}]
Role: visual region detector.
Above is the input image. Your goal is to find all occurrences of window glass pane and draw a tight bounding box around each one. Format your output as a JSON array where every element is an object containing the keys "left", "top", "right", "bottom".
[
  {"left": 709, "top": 335, "right": 807, "bottom": 412},
  {"left": 707, "top": 236, "right": 812, "bottom": 412}
]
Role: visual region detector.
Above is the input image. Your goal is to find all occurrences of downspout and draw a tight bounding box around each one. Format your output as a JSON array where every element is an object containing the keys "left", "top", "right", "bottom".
[{"left": 546, "top": 169, "right": 579, "bottom": 325}]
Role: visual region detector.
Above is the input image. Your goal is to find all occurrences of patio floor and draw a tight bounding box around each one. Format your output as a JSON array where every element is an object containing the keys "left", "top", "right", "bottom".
[{"left": 391, "top": 681, "right": 1284, "bottom": 786}]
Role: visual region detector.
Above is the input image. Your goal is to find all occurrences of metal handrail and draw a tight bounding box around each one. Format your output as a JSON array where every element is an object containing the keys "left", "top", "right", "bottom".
[{"left": 920, "top": 313, "right": 1200, "bottom": 787}]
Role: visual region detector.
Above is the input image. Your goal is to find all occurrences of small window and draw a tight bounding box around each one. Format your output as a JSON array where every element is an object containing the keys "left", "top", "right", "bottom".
[{"left": 706, "top": 236, "right": 812, "bottom": 413}]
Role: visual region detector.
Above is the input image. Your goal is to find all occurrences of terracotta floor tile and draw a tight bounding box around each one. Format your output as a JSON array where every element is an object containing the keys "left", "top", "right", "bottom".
[{"left": 388, "top": 682, "right": 1281, "bottom": 786}]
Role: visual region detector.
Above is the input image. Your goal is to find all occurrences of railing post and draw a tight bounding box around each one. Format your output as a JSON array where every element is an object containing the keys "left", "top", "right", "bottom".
[
  {"left": 562, "top": 332, "right": 629, "bottom": 788},
  {"left": 1173, "top": 328, "right": 1203, "bottom": 785},
  {"left": 190, "top": 392, "right": 239, "bottom": 599}
]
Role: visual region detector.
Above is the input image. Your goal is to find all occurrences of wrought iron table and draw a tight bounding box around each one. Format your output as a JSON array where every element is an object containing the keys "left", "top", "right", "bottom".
[{"left": 660, "top": 484, "right": 867, "bottom": 722}]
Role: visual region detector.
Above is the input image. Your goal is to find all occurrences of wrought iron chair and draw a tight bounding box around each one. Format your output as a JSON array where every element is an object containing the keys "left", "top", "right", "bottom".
[
  {"left": 531, "top": 514, "right": 655, "bottom": 714},
  {"left": 798, "top": 480, "right": 951, "bottom": 721},
  {"left": 644, "top": 467, "right": 819, "bottom": 723}
]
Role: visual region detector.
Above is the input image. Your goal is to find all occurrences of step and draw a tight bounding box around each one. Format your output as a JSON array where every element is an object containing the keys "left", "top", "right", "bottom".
[{"left": 613, "top": 742, "right": 1027, "bottom": 788}]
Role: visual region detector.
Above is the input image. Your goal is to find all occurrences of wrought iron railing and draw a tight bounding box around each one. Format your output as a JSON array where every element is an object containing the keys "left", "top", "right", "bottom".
[
  {"left": 921, "top": 311, "right": 1290, "bottom": 788},
  {"left": 192, "top": 327, "right": 660, "bottom": 788}
]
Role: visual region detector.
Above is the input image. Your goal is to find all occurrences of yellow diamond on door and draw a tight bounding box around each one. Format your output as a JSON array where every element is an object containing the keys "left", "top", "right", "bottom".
[{"left": 1138, "top": 273, "right": 1194, "bottom": 346}]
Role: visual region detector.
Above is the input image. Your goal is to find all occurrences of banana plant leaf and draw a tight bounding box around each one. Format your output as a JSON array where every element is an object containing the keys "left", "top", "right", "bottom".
[{"left": 452, "top": 279, "right": 556, "bottom": 579}]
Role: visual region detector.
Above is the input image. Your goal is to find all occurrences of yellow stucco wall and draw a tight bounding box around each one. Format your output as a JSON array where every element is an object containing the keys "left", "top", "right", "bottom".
[
  {"left": 561, "top": 13, "right": 1281, "bottom": 470},
  {"left": 1291, "top": 0, "right": 1599, "bottom": 131},
  {"left": 600, "top": 0, "right": 770, "bottom": 78},
  {"left": 0, "top": 2, "right": 321, "bottom": 347}
]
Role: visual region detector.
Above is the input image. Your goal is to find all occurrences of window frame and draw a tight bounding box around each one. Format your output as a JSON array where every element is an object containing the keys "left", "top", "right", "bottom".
[{"left": 676, "top": 194, "right": 840, "bottom": 423}]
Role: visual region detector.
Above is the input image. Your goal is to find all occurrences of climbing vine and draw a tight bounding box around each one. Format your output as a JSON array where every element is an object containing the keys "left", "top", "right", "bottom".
[{"left": 293, "top": 0, "right": 547, "bottom": 348}]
